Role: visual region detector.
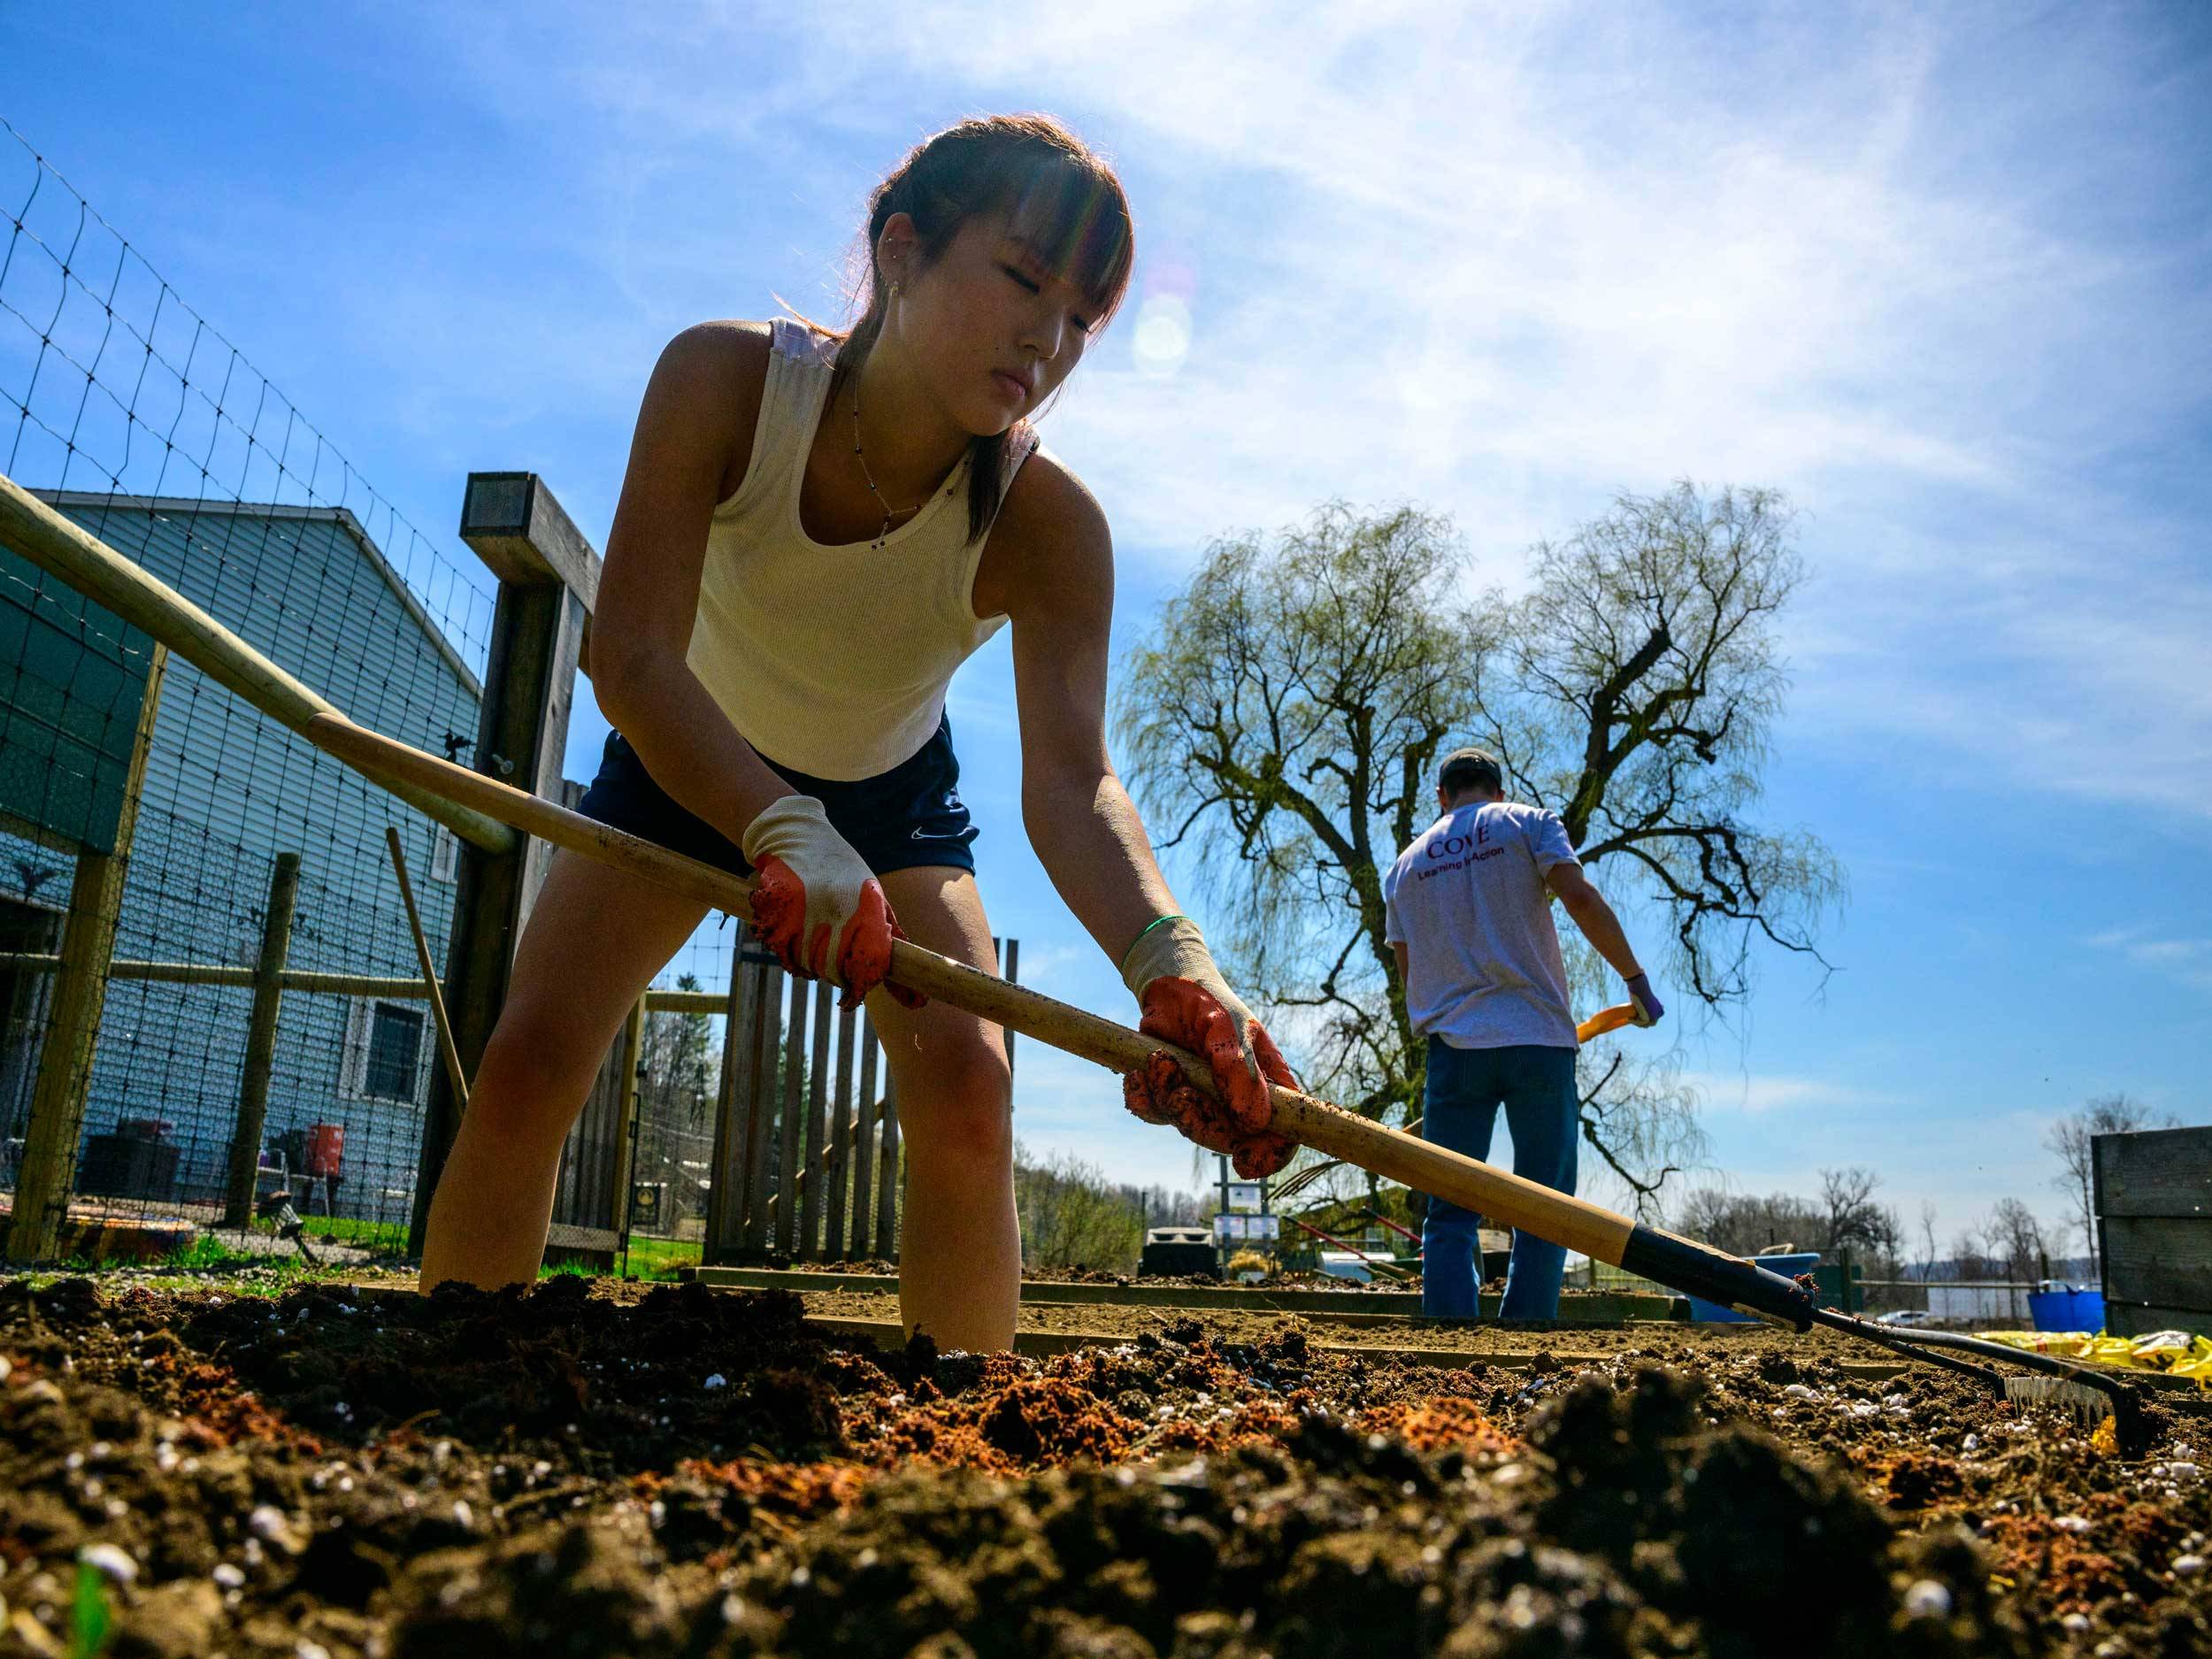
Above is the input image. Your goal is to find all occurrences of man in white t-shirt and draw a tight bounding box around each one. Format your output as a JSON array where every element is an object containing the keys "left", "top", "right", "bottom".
[{"left": 1383, "top": 747, "right": 1663, "bottom": 1318}]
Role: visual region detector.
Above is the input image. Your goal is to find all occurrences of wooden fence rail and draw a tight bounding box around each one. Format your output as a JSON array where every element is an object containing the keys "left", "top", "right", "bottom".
[{"left": 0, "top": 952, "right": 731, "bottom": 1011}]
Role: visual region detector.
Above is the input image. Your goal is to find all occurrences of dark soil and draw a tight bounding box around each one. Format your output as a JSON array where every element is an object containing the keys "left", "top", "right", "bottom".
[
  {"left": 799, "top": 1286, "right": 1832, "bottom": 1354},
  {"left": 4, "top": 1275, "right": 2207, "bottom": 1658},
  {"left": 775, "top": 1258, "right": 1429, "bottom": 1294}
]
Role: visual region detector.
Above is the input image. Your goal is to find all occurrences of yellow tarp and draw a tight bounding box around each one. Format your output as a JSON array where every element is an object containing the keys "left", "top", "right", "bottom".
[{"left": 1971, "top": 1327, "right": 2212, "bottom": 1386}]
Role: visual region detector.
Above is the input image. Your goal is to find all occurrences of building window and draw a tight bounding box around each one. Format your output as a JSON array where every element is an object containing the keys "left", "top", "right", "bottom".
[
  {"left": 342, "top": 998, "right": 430, "bottom": 1104},
  {"left": 429, "top": 826, "right": 459, "bottom": 885}
]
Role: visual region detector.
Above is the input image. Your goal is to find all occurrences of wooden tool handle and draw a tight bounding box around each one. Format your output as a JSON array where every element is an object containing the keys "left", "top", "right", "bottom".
[
  {"left": 307, "top": 714, "right": 1814, "bottom": 1328},
  {"left": 384, "top": 827, "right": 469, "bottom": 1111},
  {"left": 1576, "top": 1002, "right": 1637, "bottom": 1042}
]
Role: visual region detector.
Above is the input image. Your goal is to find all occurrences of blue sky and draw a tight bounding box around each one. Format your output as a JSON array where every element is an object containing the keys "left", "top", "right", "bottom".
[{"left": 4, "top": 1, "right": 2207, "bottom": 1252}]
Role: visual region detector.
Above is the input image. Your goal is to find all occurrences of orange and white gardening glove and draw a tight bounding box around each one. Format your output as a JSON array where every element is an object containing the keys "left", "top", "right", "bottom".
[
  {"left": 1118, "top": 916, "right": 1298, "bottom": 1178},
  {"left": 741, "top": 795, "right": 924, "bottom": 1011}
]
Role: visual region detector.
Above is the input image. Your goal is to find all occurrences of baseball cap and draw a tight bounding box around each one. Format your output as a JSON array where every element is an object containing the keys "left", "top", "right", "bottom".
[{"left": 1438, "top": 747, "right": 1503, "bottom": 794}]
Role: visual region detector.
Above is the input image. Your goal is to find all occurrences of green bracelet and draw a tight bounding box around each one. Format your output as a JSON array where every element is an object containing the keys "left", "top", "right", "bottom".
[{"left": 1118, "top": 913, "right": 1192, "bottom": 974}]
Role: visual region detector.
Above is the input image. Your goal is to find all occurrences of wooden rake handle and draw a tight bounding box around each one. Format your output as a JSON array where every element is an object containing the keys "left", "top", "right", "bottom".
[{"left": 307, "top": 714, "right": 1814, "bottom": 1329}]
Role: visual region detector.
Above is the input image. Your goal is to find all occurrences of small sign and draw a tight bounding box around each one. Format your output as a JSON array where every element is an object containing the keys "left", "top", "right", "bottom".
[
  {"left": 1214, "top": 1212, "right": 1280, "bottom": 1241},
  {"left": 1225, "top": 1181, "right": 1264, "bottom": 1213}
]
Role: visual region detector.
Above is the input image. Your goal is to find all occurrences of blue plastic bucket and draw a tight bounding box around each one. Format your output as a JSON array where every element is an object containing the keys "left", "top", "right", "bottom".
[
  {"left": 1687, "top": 1252, "right": 1818, "bottom": 1323},
  {"left": 2028, "top": 1287, "right": 2105, "bottom": 1333}
]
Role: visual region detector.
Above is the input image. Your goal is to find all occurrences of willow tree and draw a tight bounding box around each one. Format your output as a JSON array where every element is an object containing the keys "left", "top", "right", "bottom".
[{"left": 1115, "top": 485, "right": 1841, "bottom": 1207}]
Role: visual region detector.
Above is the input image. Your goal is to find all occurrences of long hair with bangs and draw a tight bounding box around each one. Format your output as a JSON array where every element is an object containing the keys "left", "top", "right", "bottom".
[{"left": 800, "top": 114, "right": 1134, "bottom": 544}]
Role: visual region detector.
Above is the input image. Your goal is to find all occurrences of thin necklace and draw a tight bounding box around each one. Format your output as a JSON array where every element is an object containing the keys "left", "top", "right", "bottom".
[{"left": 849, "top": 376, "right": 929, "bottom": 551}]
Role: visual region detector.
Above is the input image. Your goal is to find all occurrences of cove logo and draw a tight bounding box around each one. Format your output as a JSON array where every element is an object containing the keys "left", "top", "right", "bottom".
[{"left": 1427, "top": 818, "right": 1494, "bottom": 859}]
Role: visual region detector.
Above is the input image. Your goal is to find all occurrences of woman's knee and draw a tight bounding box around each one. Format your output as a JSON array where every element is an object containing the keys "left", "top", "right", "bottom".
[
  {"left": 895, "top": 1037, "right": 1013, "bottom": 1169},
  {"left": 465, "top": 1002, "right": 614, "bottom": 1145}
]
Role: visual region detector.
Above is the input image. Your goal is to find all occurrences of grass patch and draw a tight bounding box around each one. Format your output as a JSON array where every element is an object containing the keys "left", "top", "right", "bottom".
[
  {"left": 4, "top": 1233, "right": 377, "bottom": 1297},
  {"left": 531, "top": 1234, "right": 703, "bottom": 1283},
  {"left": 296, "top": 1213, "right": 411, "bottom": 1255},
  {"left": 622, "top": 1234, "right": 703, "bottom": 1279},
  {"left": 162, "top": 1233, "right": 251, "bottom": 1271}
]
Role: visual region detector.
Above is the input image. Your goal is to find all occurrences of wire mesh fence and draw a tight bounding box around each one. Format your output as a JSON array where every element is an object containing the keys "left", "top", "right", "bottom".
[
  {"left": 0, "top": 115, "right": 504, "bottom": 1263},
  {"left": 0, "top": 806, "right": 457, "bottom": 1253}
]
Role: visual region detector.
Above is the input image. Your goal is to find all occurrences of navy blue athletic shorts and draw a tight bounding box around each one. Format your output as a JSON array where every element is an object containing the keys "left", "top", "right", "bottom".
[{"left": 575, "top": 714, "right": 979, "bottom": 879}]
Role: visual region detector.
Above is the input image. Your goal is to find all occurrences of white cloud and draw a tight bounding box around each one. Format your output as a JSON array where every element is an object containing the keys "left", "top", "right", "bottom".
[
  {"left": 1679, "top": 1069, "right": 1902, "bottom": 1117},
  {"left": 1002, "top": 938, "right": 1093, "bottom": 986},
  {"left": 2085, "top": 925, "right": 2212, "bottom": 993}
]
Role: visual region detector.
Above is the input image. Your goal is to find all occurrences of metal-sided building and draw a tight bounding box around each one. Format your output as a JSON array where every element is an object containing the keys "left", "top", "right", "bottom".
[{"left": 0, "top": 492, "right": 479, "bottom": 1229}]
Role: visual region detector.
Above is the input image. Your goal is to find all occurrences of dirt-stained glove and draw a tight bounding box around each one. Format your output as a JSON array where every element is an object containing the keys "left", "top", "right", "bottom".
[
  {"left": 741, "top": 795, "right": 924, "bottom": 1010},
  {"left": 1118, "top": 917, "right": 1298, "bottom": 1178},
  {"left": 1624, "top": 972, "right": 1664, "bottom": 1029}
]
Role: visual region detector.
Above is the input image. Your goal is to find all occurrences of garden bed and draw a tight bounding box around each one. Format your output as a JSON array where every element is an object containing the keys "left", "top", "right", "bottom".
[{"left": 3, "top": 1274, "right": 2208, "bottom": 1656}]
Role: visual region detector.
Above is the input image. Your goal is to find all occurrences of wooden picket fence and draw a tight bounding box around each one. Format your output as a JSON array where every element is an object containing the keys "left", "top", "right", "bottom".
[
  {"left": 704, "top": 944, "right": 884, "bottom": 1263},
  {"left": 544, "top": 928, "right": 1018, "bottom": 1266},
  {"left": 704, "top": 933, "right": 1019, "bottom": 1263}
]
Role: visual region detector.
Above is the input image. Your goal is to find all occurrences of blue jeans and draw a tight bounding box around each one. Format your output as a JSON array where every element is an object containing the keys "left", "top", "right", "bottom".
[{"left": 1418, "top": 1038, "right": 1579, "bottom": 1319}]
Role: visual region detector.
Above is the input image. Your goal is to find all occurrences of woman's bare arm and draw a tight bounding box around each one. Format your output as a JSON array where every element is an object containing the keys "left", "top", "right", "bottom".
[
  {"left": 998, "top": 458, "right": 1178, "bottom": 962},
  {"left": 589, "top": 323, "right": 795, "bottom": 841}
]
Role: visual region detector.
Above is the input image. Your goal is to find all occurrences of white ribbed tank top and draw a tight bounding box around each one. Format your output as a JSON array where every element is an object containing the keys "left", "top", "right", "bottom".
[{"left": 685, "top": 319, "right": 1037, "bottom": 780}]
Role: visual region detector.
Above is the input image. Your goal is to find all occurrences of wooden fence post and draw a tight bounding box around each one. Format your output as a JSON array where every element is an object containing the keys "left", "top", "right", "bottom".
[
  {"left": 702, "top": 956, "right": 755, "bottom": 1263},
  {"left": 610, "top": 996, "right": 646, "bottom": 1255},
  {"left": 4, "top": 643, "right": 168, "bottom": 1262},
  {"left": 875, "top": 1079, "right": 901, "bottom": 1263},
  {"left": 825, "top": 1005, "right": 856, "bottom": 1258},
  {"left": 221, "top": 851, "right": 302, "bottom": 1228},
  {"left": 850, "top": 1013, "right": 879, "bottom": 1258},
  {"left": 412, "top": 473, "right": 599, "bottom": 1249},
  {"left": 774, "top": 981, "right": 807, "bottom": 1256},
  {"left": 739, "top": 965, "right": 779, "bottom": 1253},
  {"left": 799, "top": 983, "right": 831, "bottom": 1259}
]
